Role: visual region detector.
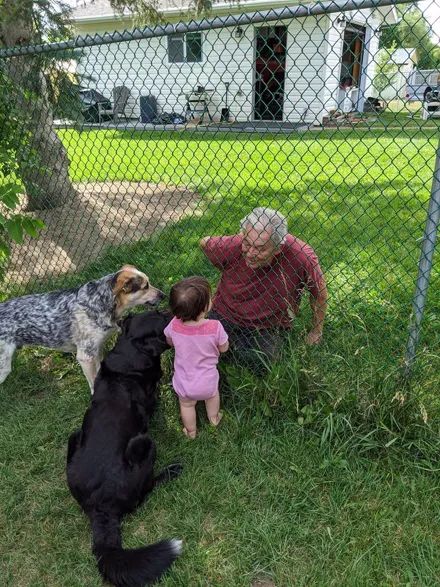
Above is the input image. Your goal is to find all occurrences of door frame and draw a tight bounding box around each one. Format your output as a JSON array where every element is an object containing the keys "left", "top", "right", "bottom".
[
  {"left": 338, "top": 23, "right": 367, "bottom": 111},
  {"left": 252, "top": 24, "right": 288, "bottom": 121}
]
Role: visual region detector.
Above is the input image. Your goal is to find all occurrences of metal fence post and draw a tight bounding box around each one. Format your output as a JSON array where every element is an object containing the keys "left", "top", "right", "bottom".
[{"left": 404, "top": 140, "right": 440, "bottom": 377}]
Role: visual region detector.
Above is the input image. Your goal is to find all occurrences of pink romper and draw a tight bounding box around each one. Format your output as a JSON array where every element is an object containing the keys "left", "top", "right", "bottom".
[{"left": 164, "top": 317, "right": 228, "bottom": 401}]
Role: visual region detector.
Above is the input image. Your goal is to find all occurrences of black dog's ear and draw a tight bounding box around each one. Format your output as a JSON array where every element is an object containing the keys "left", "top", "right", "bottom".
[
  {"left": 139, "top": 335, "right": 170, "bottom": 357},
  {"left": 121, "top": 315, "right": 133, "bottom": 335}
]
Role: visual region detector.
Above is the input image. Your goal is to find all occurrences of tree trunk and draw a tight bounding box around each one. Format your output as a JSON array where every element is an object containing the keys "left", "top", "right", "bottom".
[
  {"left": 0, "top": 3, "right": 77, "bottom": 210},
  {"left": 6, "top": 57, "right": 77, "bottom": 210}
]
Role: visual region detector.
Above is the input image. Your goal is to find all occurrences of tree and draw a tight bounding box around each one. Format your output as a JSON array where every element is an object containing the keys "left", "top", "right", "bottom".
[
  {"left": 110, "top": 0, "right": 212, "bottom": 23},
  {"left": 373, "top": 42, "right": 398, "bottom": 97},
  {"left": 0, "top": 0, "right": 77, "bottom": 210},
  {"left": 380, "top": 5, "right": 440, "bottom": 70},
  {"left": 0, "top": 64, "right": 44, "bottom": 275},
  {"left": 0, "top": 0, "right": 212, "bottom": 211}
]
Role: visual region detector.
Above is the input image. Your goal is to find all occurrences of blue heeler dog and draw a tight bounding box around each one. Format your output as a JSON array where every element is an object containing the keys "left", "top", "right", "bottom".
[{"left": 0, "top": 265, "right": 164, "bottom": 391}]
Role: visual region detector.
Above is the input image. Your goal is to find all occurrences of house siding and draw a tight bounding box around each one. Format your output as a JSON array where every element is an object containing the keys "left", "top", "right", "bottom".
[
  {"left": 77, "top": 25, "right": 254, "bottom": 121},
  {"left": 75, "top": 9, "right": 381, "bottom": 123},
  {"left": 283, "top": 15, "right": 330, "bottom": 123}
]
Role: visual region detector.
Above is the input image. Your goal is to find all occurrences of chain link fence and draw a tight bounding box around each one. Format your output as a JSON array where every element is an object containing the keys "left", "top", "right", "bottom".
[{"left": 0, "top": 0, "right": 439, "bottom": 389}]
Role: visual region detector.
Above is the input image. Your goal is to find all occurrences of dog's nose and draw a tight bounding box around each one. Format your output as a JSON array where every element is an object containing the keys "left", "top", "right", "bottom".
[{"left": 157, "top": 289, "right": 165, "bottom": 301}]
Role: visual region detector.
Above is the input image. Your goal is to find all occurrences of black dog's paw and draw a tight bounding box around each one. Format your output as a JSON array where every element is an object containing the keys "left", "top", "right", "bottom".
[{"left": 154, "top": 463, "right": 183, "bottom": 486}]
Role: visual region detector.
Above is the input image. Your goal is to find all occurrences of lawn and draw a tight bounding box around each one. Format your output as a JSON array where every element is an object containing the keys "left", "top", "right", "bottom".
[
  {"left": 1, "top": 369, "right": 440, "bottom": 587},
  {"left": 1, "top": 127, "right": 440, "bottom": 586},
  {"left": 354, "top": 100, "right": 440, "bottom": 129}
]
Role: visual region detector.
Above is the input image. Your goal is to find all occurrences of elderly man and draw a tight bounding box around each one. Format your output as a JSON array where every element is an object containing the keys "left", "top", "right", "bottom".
[{"left": 200, "top": 207, "right": 328, "bottom": 374}]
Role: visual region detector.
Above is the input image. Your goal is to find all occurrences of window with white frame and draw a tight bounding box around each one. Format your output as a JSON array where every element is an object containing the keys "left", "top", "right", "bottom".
[{"left": 168, "top": 33, "right": 202, "bottom": 63}]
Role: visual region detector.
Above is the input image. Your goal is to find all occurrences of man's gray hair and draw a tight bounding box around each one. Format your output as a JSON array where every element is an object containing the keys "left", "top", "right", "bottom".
[{"left": 240, "top": 207, "right": 288, "bottom": 247}]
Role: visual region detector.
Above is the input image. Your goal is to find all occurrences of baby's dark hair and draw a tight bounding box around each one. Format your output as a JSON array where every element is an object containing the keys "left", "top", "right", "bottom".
[{"left": 169, "top": 276, "right": 212, "bottom": 322}]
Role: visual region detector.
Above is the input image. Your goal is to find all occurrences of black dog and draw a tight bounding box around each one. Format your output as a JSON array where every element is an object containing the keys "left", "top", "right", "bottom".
[{"left": 67, "top": 311, "right": 182, "bottom": 587}]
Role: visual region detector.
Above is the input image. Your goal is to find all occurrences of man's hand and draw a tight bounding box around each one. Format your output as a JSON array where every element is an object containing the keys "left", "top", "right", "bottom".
[
  {"left": 308, "top": 280, "right": 327, "bottom": 346},
  {"left": 305, "top": 328, "right": 323, "bottom": 345}
]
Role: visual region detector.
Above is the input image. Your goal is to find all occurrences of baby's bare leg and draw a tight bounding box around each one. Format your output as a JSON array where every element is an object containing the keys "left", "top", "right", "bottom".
[
  {"left": 179, "top": 399, "right": 197, "bottom": 439},
  {"left": 205, "top": 392, "right": 222, "bottom": 426}
]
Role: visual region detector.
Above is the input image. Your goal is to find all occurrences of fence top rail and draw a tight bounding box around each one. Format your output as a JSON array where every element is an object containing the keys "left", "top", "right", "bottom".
[{"left": 0, "top": 0, "right": 414, "bottom": 59}]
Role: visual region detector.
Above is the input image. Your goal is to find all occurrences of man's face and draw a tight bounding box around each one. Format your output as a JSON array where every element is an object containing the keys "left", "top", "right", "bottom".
[{"left": 241, "top": 226, "right": 280, "bottom": 269}]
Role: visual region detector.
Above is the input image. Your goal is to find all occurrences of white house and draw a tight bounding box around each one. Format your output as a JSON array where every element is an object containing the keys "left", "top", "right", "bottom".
[
  {"left": 71, "top": 0, "right": 398, "bottom": 124},
  {"left": 376, "top": 47, "right": 417, "bottom": 101}
]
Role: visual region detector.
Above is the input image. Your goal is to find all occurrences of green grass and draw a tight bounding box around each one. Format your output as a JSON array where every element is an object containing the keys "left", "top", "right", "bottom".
[
  {"left": 55, "top": 126, "right": 440, "bottom": 439},
  {"left": 1, "top": 127, "right": 440, "bottom": 585},
  {"left": 351, "top": 111, "right": 440, "bottom": 129},
  {"left": 59, "top": 126, "right": 438, "bottom": 297},
  {"left": 354, "top": 101, "right": 440, "bottom": 129},
  {"left": 1, "top": 353, "right": 440, "bottom": 586}
]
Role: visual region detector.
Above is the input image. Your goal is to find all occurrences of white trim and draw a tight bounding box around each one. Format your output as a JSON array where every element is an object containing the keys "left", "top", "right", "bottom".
[
  {"left": 357, "top": 24, "right": 370, "bottom": 111},
  {"left": 72, "top": 1, "right": 398, "bottom": 26},
  {"left": 73, "top": 0, "right": 306, "bottom": 24},
  {"left": 74, "top": 13, "right": 131, "bottom": 24}
]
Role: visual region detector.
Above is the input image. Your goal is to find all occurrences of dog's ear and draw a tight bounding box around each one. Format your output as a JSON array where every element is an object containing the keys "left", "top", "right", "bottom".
[
  {"left": 120, "top": 315, "right": 133, "bottom": 336},
  {"left": 120, "top": 264, "right": 137, "bottom": 271},
  {"left": 134, "top": 335, "right": 169, "bottom": 360},
  {"left": 112, "top": 268, "right": 143, "bottom": 297}
]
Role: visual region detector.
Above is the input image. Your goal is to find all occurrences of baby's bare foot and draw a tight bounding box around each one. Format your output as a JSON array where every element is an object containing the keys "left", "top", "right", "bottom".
[
  {"left": 209, "top": 412, "right": 223, "bottom": 427},
  {"left": 183, "top": 427, "right": 197, "bottom": 439}
]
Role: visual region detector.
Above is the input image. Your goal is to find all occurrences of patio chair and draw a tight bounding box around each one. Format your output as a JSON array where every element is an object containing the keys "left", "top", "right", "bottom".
[{"left": 98, "top": 85, "right": 131, "bottom": 122}]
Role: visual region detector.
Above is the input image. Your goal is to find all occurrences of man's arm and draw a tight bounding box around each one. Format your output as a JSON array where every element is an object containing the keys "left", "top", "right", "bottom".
[
  {"left": 306, "top": 278, "right": 328, "bottom": 345},
  {"left": 200, "top": 235, "right": 239, "bottom": 270},
  {"left": 199, "top": 236, "right": 211, "bottom": 250}
]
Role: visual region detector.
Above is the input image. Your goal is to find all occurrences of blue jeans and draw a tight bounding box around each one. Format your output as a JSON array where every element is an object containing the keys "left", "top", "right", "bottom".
[{"left": 209, "top": 310, "right": 286, "bottom": 377}]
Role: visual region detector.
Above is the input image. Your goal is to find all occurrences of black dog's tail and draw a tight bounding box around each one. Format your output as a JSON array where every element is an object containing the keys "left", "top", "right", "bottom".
[{"left": 90, "top": 509, "right": 182, "bottom": 587}]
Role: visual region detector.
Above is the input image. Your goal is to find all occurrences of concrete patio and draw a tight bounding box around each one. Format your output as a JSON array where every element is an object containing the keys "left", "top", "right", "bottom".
[{"left": 54, "top": 118, "right": 310, "bottom": 133}]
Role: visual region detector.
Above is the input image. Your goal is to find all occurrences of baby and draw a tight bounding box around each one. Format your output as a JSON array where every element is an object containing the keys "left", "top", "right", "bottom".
[{"left": 164, "top": 276, "right": 229, "bottom": 439}]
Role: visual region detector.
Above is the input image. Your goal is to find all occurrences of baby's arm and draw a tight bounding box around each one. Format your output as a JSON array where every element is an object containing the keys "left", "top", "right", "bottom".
[
  {"left": 219, "top": 341, "right": 229, "bottom": 353},
  {"left": 163, "top": 321, "right": 173, "bottom": 347},
  {"left": 216, "top": 320, "right": 229, "bottom": 353}
]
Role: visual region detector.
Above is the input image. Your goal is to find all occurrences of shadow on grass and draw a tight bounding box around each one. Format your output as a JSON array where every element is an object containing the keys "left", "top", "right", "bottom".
[
  {"left": 107, "top": 127, "right": 440, "bottom": 145},
  {"left": 1, "top": 173, "right": 438, "bottom": 454}
]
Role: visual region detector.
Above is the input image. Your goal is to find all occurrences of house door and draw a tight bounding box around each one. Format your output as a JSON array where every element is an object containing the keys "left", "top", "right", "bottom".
[
  {"left": 338, "top": 24, "right": 366, "bottom": 110},
  {"left": 254, "top": 26, "right": 287, "bottom": 121}
]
